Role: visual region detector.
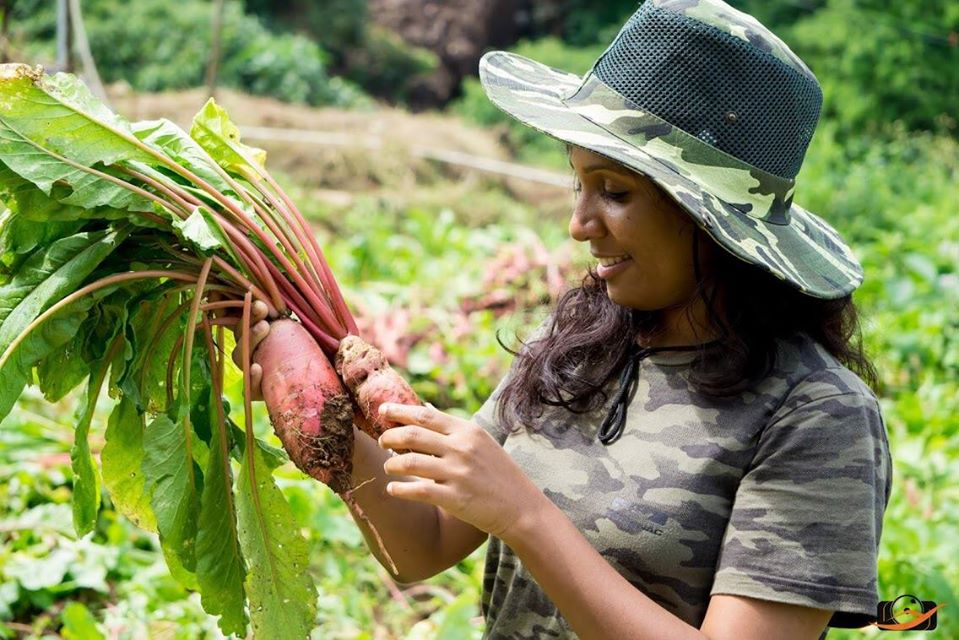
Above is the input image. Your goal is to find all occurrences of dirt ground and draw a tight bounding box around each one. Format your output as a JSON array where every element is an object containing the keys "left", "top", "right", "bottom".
[{"left": 107, "top": 85, "right": 571, "bottom": 220}]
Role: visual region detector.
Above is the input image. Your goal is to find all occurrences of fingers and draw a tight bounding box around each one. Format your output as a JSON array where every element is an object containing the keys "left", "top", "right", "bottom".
[
  {"left": 385, "top": 479, "right": 453, "bottom": 505},
  {"left": 250, "top": 319, "right": 270, "bottom": 352},
  {"left": 378, "top": 426, "right": 447, "bottom": 455},
  {"left": 250, "top": 363, "right": 263, "bottom": 401},
  {"left": 232, "top": 319, "right": 271, "bottom": 369},
  {"left": 379, "top": 403, "right": 459, "bottom": 435},
  {"left": 383, "top": 451, "right": 446, "bottom": 480},
  {"left": 252, "top": 299, "right": 269, "bottom": 323}
]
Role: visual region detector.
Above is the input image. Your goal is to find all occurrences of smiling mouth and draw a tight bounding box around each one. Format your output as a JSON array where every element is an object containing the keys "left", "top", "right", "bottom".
[{"left": 597, "top": 255, "right": 631, "bottom": 267}]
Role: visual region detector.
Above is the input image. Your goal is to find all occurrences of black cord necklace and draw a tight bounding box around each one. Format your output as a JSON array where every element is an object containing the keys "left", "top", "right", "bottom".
[{"left": 597, "top": 340, "right": 720, "bottom": 446}]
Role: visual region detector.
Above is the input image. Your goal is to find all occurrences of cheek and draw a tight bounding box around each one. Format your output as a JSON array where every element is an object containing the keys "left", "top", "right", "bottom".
[{"left": 610, "top": 224, "right": 699, "bottom": 308}]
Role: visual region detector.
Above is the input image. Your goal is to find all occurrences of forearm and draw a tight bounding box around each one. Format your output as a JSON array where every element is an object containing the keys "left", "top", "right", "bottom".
[
  {"left": 347, "top": 426, "right": 479, "bottom": 582},
  {"left": 504, "top": 497, "right": 707, "bottom": 640}
]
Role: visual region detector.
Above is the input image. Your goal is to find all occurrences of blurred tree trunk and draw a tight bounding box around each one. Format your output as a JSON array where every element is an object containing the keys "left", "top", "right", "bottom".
[
  {"left": 206, "top": 0, "right": 226, "bottom": 98},
  {"left": 0, "top": 0, "right": 10, "bottom": 62},
  {"left": 56, "top": 0, "right": 72, "bottom": 71},
  {"left": 67, "top": 0, "right": 107, "bottom": 102}
]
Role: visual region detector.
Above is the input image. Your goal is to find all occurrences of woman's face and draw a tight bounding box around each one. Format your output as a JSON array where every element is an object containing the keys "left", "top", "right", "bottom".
[{"left": 567, "top": 146, "right": 712, "bottom": 314}]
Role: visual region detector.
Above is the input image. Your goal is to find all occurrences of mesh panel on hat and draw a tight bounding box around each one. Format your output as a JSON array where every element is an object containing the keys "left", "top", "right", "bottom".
[{"left": 593, "top": 4, "right": 821, "bottom": 179}]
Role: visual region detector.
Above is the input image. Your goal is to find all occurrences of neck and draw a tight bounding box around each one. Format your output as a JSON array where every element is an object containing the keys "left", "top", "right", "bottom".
[{"left": 637, "top": 289, "right": 724, "bottom": 349}]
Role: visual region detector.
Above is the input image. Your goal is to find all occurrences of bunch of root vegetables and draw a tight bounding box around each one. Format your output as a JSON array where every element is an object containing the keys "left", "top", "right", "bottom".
[{"left": 0, "top": 64, "right": 422, "bottom": 635}]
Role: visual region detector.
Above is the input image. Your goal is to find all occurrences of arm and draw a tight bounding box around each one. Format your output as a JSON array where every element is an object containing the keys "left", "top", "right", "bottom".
[
  {"left": 230, "top": 303, "right": 486, "bottom": 582},
  {"left": 378, "top": 402, "right": 834, "bottom": 640}
]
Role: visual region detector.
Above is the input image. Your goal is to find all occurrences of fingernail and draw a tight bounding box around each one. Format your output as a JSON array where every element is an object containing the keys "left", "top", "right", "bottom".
[{"left": 379, "top": 404, "right": 390, "bottom": 415}]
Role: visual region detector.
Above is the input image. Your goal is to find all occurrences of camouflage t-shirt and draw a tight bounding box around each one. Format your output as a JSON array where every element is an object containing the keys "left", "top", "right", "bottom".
[{"left": 472, "top": 330, "right": 892, "bottom": 639}]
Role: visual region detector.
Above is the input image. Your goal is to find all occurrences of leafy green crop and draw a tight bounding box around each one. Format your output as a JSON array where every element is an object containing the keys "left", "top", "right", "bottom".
[{"left": 0, "top": 63, "right": 366, "bottom": 637}]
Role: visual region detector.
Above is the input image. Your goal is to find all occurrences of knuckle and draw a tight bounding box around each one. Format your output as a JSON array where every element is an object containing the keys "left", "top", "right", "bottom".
[
  {"left": 410, "top": 482, "right": 431, "bottom": 499},
  {"left": 455, "top": 437, "right": 477, "bottom": 457},
  {"left": 414, "top": 405, "right": 433, "bottom": 425},
  {"left": 398, "top": 453, "right": 419, "bottom": 473}
]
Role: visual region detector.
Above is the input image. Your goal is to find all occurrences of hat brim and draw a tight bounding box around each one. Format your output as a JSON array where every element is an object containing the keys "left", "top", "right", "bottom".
[{"left": 479, "top": 50, "right": 863, "bottom": 300}]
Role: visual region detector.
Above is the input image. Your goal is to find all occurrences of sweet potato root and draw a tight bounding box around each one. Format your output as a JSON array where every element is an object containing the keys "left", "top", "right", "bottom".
[
  {"left": 255, "top": 319, "right": 354, "bottom": 493},
  {"left": 334, "top": 335, "right": 423, "bottom": 440}
]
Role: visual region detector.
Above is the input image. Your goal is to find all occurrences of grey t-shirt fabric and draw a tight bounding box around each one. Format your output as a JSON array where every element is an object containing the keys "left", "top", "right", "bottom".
[{"left": 472, "top": 330, "right": 892, "bottom": 639}]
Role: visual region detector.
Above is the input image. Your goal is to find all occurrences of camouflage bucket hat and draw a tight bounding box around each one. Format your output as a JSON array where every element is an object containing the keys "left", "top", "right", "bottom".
[{"left": 479, "top": 0, "right": 863, "bottom": 299}]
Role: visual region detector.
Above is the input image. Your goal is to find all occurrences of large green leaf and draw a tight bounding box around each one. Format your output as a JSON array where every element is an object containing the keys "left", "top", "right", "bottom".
[
  {"left": 0, "top": 66, "right": 154, "bottom": 211},
  {"left": 0, "top": 211, "right": 85, "bottom": 267},
  {"left": 36, "top": 293, "right": 127, "bottom": 403},
  {"left": 196, "top": 403, "right": 248, "bottom": 636},
  {"left": 236, "top": 444, "right": 316, "bottom": 639},
  {"left": 131, "top": 118, "right": 233, "bottom": 194},
  {"left": 190, "top": 99, "right": 267, "bottom": 176},
  {"left": 173, "top": 206, "right": 227, "bottom": 256},
  {"left": 142, "top": 413, "right": 200, "bottom": 573},
  {"left": 71, "top": 352, "right": 110, "bottom": 536},
  {"left": 101, "top": 395, "right": 157, "bottom": 534},
  {"left": 0, "top": 161, "right": 88, "bottom": 237},
  {"left": 71, "top": 304, "right": 129, "bottom": 536},
  {"left": 0, "top": 228, "right": 126, "bottom": 422},
  {"left": 0, "top": 229, "right": 117, "bottom": 328},
  {"left": 114, "top": 291, "right": 186, "bottom": 415},
  {"left": 229, "top": 420, "right": 289, "bottom": 470}
]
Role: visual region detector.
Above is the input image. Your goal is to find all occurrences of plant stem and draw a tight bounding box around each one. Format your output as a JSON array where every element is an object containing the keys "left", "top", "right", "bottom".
[
  {"left": 201, "top": 315, "right": 240, "bottom": 549},
  {"left": 200, "top": 300, "right": 245, "bottom": 313},
  {"left": 179, "top": 258, "right": 213, "bottom": 489},
  {"left": 121, "top": 167, "right": 194, "bottom": 219},
  {"left": 140, "top": 297, "right": 194, "bottom": 407},
  {"left": 212, "top": 166, "right": 325, "bottom": 304},
  {"left": 207, "top": 215, "right": 284, "bottom": 312},
  {"left": 243, "top": 175, "right": 325, "bottom": 299},
  {"left": 210, "top": 255, "right": 275, "bottom": 315},
  {"left": 0, "top": 270, "right": 197, "bottom": 373},
  {"left": 261, "top": 255, "right": 335, "bottom": 333},
  {"left": 260, "top": 169, "right": 359, "bottom": 335},
  {"left": 166, "top": 333, "right": 185, "bottom": 410}
]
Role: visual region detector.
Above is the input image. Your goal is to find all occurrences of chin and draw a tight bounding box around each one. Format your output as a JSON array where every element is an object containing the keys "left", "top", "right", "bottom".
[{"left": 605, "top": 285, "right": 658, "bottom": 311}]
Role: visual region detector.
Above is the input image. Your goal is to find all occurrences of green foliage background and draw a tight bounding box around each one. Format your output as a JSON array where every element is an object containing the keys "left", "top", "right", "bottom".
[
  {"left": 6, "top": 0, "right": 368, "bottom": 107},
  {"left": 1, "top": 0, "right": 958, "bottom": 638}
]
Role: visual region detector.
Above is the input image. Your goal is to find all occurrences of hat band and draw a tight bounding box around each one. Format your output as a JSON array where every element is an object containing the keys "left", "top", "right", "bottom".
[{"left": 561, "top": 73, "right": 795, "bottom": 225}]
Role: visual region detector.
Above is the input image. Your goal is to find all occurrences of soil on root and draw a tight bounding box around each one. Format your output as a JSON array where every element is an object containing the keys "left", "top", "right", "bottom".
[{"left": 270, "top": 391, "right": 355, "bottom": 494}]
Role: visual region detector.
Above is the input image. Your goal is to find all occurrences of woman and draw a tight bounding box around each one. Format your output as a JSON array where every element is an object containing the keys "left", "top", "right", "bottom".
[{"left": 240, "top": 1, "right": 892, "bottom": 638}]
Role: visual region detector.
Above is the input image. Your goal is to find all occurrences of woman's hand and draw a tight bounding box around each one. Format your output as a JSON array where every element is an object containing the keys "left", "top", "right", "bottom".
[
  {"left": 215, "top": 298, "right": 272, "bottom": 400},
  {"left": 377, "top": 403, "right": 549, "bottom": 543}
]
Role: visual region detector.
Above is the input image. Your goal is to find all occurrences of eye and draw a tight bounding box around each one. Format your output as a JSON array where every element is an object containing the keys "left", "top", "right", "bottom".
[{"left": 602, "top": 188, "right": 629, "bottom": 202}]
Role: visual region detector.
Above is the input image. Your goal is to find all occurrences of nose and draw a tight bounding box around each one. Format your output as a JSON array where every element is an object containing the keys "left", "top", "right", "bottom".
[{"left": 568, "top": 190, "right": 605, "bottom": 242}]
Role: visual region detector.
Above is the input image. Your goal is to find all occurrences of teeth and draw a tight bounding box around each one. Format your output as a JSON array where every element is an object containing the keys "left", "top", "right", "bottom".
[{"left": 598, "top": 255, "right": 630, "bottom": 267}]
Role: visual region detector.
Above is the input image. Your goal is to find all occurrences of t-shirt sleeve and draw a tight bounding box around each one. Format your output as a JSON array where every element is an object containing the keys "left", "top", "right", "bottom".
[{"left": 710, "top": 370, "right": 893, "bottom": 629}]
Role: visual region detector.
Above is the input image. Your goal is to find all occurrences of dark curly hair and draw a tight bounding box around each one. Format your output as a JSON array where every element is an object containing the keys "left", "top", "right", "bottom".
[{"left": 494, "top": 225, "right": 878, "bottom": 433}]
